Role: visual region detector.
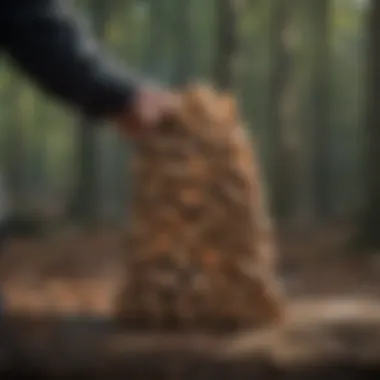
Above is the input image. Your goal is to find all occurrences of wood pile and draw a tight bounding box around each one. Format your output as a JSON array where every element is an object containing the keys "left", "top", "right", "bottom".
[{"left": 116, "top": 85, "right": 284, "bottom": 331}]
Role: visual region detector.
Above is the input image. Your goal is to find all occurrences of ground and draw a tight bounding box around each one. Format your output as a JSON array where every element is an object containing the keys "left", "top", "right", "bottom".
[
  {"left": 0, "top": 222, "right": 379, "bottom": 312},
  {"left": 0, "top": 222, "right": 380, "bottom": 378}
]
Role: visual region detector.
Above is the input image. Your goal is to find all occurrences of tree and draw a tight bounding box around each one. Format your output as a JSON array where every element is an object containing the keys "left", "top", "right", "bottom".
[
  {"left": 214, "top": 0, "right": 241, "bottom": 90},
  {"left": 172, "top": 0, "right": 193, "bottom": 86},
  {"left": 267, "top": 0, "right": 302, "bottom": 226},
  {"left": 4, "top": 80, "right": 26, "bottom": 209},
  {"left": 69, "top": 0, "right": 111, "bottom": 226},
  {"left": 355, "top": 0, "right": 380, "bottom": 249},
  {"left": 143, "top": 0, "right": 170, "bottom": 78},
  {"left": 308, "top": 0, "right": 332, "bottom": 221}
]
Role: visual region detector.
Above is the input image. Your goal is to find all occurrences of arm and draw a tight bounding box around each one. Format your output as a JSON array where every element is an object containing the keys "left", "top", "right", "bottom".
[{"left": 0, "top": 0, "right": 138, "bottom": 119}]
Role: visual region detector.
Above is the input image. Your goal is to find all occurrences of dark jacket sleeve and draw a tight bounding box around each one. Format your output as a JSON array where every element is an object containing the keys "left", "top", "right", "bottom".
[{"left": 0, "top": 0, "right": 138, "bottom": 118}]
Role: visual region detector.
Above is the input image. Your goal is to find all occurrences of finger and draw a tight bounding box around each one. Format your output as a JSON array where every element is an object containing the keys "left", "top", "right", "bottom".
[
  {"left": 164, "top": 94, "right": 181, "bottom": 117},
  {"left": 139, "top": 103, "right": 161, "bottom": 127}
]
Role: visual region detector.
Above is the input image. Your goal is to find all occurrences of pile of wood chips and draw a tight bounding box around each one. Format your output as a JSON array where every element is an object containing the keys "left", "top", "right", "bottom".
[{"left": 116, "top": 85, "right": 285, "bottom": 331}]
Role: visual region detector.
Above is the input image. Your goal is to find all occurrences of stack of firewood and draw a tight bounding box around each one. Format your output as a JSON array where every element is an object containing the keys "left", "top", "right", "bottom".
[{"left": 116, "top": 85, "right": 285, "bottom": 331}]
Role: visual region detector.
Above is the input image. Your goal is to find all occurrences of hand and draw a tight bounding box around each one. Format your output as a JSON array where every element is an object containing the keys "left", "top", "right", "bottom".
[{"left": 116, "top": 86, "right": 178, "bottom": 138}]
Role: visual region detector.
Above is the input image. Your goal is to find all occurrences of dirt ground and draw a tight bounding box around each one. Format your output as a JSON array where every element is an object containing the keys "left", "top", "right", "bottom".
[
  {"left": 0, "top": 223, "right": 379, "bottom": 378},
  {"left": 0, "top": 222, "right": 379, "bottom": 314}
]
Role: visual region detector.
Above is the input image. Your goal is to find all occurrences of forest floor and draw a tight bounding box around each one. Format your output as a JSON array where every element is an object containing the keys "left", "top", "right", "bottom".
[
  {"left": 0, "top": 222, "right": 379, "bottom": 378},
  {"left": 0, "top": 221, "right": 379, "bottom": 313}
]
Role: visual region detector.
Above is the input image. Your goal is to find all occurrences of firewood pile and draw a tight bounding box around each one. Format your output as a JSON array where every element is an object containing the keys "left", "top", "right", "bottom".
[{"left": 116, "top": 85, "right": 284, "bottom": 331}]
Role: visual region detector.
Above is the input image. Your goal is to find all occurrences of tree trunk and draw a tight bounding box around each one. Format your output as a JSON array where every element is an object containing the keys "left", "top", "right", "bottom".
[
  {"left": 69, "top": 0, "right": 110, "bottom": 226},
  {"left": 308, "top": 0, "right": 331, "bottom": 222},
  {"left": 355, "top": 0, "right": 380, "bottom": 249},
  {"left": 144, "top": 0, "right": 169, "bottom": 78},
  {"left": 70, "top": 117, "right": 98, "bottom": 225},
  {"left": 214, "top": 0, "right": 240, "bottom": 91},
  {"left": 172, "top": 0, "right": 193, "bottom": 86},
  {"left": 267, "top": 0, "right": 301, "bottom": 227},
  {"left": 4, "top": 82, "right": 25, "bottom": 210}
]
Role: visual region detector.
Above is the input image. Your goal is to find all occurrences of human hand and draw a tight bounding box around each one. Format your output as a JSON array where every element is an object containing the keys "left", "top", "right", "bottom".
[{"left": 115, "top": 86, "right": 178, "bottom": 138}]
